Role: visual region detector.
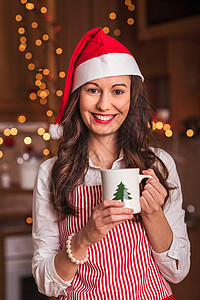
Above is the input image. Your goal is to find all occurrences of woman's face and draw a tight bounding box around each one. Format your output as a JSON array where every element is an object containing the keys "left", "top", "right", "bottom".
[{"left": 79, "top": 75, "right": 131, "bottom": 137}]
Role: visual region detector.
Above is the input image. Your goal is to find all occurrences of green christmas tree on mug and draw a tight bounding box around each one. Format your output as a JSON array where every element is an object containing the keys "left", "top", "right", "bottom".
[{"left": 112, "top": 182, "right": 132, "bottom": 202}]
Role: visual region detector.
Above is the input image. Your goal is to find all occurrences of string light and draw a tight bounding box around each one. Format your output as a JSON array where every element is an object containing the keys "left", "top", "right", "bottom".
[
  {"left": 56, "top": 48, "right": 63, "bottom": 55},
  {"left": 41, "top": 7, "right": 48, "bottom": 14},
  {"left": 20, "top": 36, "right": 26, "bottom": 43},
  {"left": 40, "top": 98, "right": 47, "bottom": 105},
  {"left": 43, "top": 148, "right": 50, "bottom": 156},
  {"left": 0, "top": 151, "right": 3, "bottom": 159},
  {"left": 18, "top": 27, "right": 25, "bottom": 34},
  {"left": 39, "top": 83, "right": 46, "bottom": 89},
  {"left": 156, "top": 121, "right": 163, "bottom": 130},
  {"left": 25, "top": 52, "right": 32, "bottom": 59},
  {"left": 36, "top": 73, "right": 43, "bottom": 80},
  {"left": 26, "top": 217, "right": 33, "bottom": 224},
  {"left": 21, "top": 0, "right": 27, "bottom": 4},
  {"left": 0, "top": 137, "right": 3, "bottom": 145},
  {"left": 15, "top": 15, "right": 22, "bottom": 22},
  {"left": 35, "top": 79, "right": 42, "bottom": 86},
  {"left": 163, "top": 123, "right": 171, "bottom": 131},
  {"left": 37, "top": 128, "right": 45, "bottom": 135},
  {"left": 4, "top": 129, "right": 11, "bottom": 136},
  {"left": 127, "top": 18, "right": 134, "bottom": 25},
  {"left": 35, "top": 39, "right": 42, "bottom": 46},
  {"left": 125, "top": 0, "right": 131, "bottom": 5},
  {"left": 28, "top": 63, "right": 35, "bottom": 70},
  {"left": 18, "top": 115, "right": 26, "bottom": 123},
  {"left": 109, "top": 12, "right": 117, "bottom": 20},
  {"left": 56, "top": 90, "right": 63, "bottom": 96},
  {"left": 29, "top": 92, "right": 37, "bottom": 100},
  {"left": 10, "top": 128, "right": 18, "bottom": 135},
  {"left": 128, "top": 4, "right": 135, "bottom": 11},
  {"left": 46, "top": 110, "right": 53, "bottom": 117},
  {"left": 165, "top": 129, "right": 173, "bottom": 137},
  {"left": 43, "top": 68, "right": 50, "bottom": 75},
  {"left": 43, "top": 133, "right": 50, "bottom": 140},
  {"left": 103, "top": 27, "right": 110, "bottom": 34},
  {"left": 25, "top": 2, "right": 34, "bottom": 10},
  {"left": 186, "top": 129, "right": 194, "bottom": 137},
  {"left": 114, "top": 29, "right": 121, "bottom": 36},
  {"left": 31, "top": 22, "right": 38, "bottom": 29},
  {"left": 59, "top": 71, "right": 66, "bottom": 78},
  {"left": 42, "top": 34, "right": 49, "bottom": 41},
  {"left": 24, "top": 137, "right": 32, "bottom": 145}
]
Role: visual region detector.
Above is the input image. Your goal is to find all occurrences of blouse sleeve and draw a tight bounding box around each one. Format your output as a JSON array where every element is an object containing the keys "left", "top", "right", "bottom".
[
  {"left": 32, "top": 158, "right": 73, "bottom": 297},
  {"left": 151, "top": 149, "right": 191, "bottom": 284}
]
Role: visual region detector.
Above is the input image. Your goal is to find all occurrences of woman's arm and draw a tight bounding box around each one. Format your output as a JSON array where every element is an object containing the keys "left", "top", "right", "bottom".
[{"left": 140, "top": 149, "right": 190, "bottom": 283}]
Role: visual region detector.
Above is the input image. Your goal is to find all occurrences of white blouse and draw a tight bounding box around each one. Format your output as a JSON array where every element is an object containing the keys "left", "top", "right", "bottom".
[{"left": 32, "top": 148, "right": 190, "bottom": 297}]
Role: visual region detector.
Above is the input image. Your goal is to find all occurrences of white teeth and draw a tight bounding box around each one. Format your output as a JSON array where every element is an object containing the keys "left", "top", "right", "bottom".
[{"left": 93, "top": 114, "right": 115, "bottom": 121}]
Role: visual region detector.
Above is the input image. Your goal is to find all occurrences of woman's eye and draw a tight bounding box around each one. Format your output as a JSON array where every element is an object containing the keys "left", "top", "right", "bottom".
[
  {"left": 113, "top": 89, "right": 123, "bottom": 95},
  {"left": 88, "top": 88, "right": 98, "bottom": 94}
]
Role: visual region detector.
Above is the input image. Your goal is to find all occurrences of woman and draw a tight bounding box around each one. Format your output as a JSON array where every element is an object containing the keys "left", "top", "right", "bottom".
[{"left": 32, "top": 27, "right": 190, "bottom": 299}]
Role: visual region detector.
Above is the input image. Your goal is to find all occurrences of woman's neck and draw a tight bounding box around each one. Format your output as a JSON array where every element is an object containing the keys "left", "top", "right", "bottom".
[{"left": 88, "top": 134, "right": 120, "bottom": 169}]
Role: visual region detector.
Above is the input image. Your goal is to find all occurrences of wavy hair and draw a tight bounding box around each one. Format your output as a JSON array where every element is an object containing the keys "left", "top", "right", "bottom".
[{"left": 50, "top": 76, "right": 171, "bottom": 219}]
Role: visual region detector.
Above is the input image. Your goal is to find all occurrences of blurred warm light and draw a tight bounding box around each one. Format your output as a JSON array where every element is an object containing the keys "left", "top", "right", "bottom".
[
  {"left": 46, "top": 110, "right": 53, "bottom": 117},
  {"left": 59, "top": 71, "right": 66, "bottom": 78},
  {"left": 18, "top": 115, "right": 26, "bottom": 123},
  {"left": 114, "top": 29, "right": 121, "bottom": 36},
  {"left": 186, "top": 129, "right": 194, "bottom": 137},
  {"left": 0, "top": 151, "right": 3, "bottom": 159},
  {"left": 43, "top": 68, "right": 50, "bottom": 75},
  {"left": 26, "top": 2, "right": 34, "bottom": 10},
  {"left": 156, "top": 121, "right": 163, "bottom": 130},
  {"left": 109, "top": 12, "right": 116, "bottom": 20},
  {"left": 128, "top": 4, "right": 135, "bottom": 11},
  {"left": 39, "top": 83, "right": 46, "bottom": 89},
  {"left": 163, "top": 123, "right": 171, "bottom": 131},
  {"left": 36, "top": 73, "right": 43, "bottom": 80},
  {"left": 125, "top": 0, "right": 131, "bottom": 5},
  {"left": 18, "top": 27, "right": 25, "bottom": 34},
  {"left": 43, "top": 148, "right": 50, "bottom": 156},
  {"left": 10, "top": 128, "right": 18, "bottom": 135},
  {"left": 127, "top": 18, "right": 134, "bottom": 25},
  {"left": 31, "top": 22, "right": 38, "bottom": 29},
  {"left": 19, "top": 44, "right": 27, "bottom": 51},
  {"left": 35, "top": 39, "right": 42, "bottom": 46},
  {"left": 56, "top": 48, "right": 63, "bottom": 55},
  {"left": 25, "top": 52, "right": 32, "bottom": 59},
  {"left": 29, "top": 92, "right": 37, "bottom": 100},
  {"left": 35, "top": 80, "right": 42, "bottom": 86},
  {"left": 20, "top": 36, "right": 26, "bottom": 43},
  {"left": 38, "top": 90, "right": 49, "bottom": 98},
  {"left": 26, "top": 217, "right": 32, "bottom": 224},
  {"left": 42, "top": 34, "right": 49, "bottom": 41},
  {"left": 43, "top": 133, "right": 50, "bottom": 140},
  {"left": 24, "top": 137, "right": 32, "bottom": 145},
  {"left": 103, "top": 27, "right": 110, "bottom": 34},
  {"left": 165, "top": 129, "right": 173, "bottom": 137},
  {"left": 21, "top": 0, "right": 27, "bottom": 4},
  {"left": 41, "top": 7, "right": 47, "bottom": 13},
  {"left": 152, "top": 122, "right": 157, "bottom": 130},
  {"left": 40, "top": 98, "right": 47, "bottom": 105},
  {"left": 37, "top": 128, "right": 45, "bottom": 135},
  {"left": 4, "top": 129, "right": 11, "bottom": 136},
  {"left": 15, "top": 15, "right": 22, "bottom": 22},
  {"left": 0, "top": 137, "right": 3, "bottom": 145},
  {"left": 28, "top": 63, "right": 35, "bottom": 70},
  {"left": 56, "top": 90, "right": 63, "bottom": 96}
]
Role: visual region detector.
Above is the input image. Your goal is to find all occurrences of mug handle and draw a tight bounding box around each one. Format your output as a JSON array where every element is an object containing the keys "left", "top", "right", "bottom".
[{"left": 139, "top": 174, "right": 153, "bottom": 183}]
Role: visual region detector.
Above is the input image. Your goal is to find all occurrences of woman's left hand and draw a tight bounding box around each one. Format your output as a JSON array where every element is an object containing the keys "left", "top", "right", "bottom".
[{"left": 140, "top": 169, "right": 167, "bottom": 216}]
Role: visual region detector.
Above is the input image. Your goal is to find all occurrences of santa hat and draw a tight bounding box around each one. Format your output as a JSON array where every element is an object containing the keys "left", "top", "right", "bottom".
[{"left": 50, "top": 27, "right": 144, "bottom": 139}]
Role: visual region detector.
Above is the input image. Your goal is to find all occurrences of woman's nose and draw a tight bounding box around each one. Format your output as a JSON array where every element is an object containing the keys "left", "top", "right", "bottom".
[{"left": 96, "top": 92, "right": 111, "bottom": 111}]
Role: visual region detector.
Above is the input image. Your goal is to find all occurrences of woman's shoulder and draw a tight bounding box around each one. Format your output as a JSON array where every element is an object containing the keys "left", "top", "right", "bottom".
[
  {"left": 151, "top": 147, "right": 176, "bottom": 169},
  {"left": 38, "top": 156, "right": 57, "bottom": 174}
]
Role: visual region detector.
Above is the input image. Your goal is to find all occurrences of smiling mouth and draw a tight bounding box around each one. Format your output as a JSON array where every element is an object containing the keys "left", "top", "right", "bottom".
[{"left": 91, "top": 113, "right": 117, "bottom": 121}]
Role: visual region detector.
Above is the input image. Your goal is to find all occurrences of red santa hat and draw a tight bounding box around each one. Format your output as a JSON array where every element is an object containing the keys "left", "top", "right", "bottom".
[{"left": 49, "top": 27, "right": 144, "bottom": 139}]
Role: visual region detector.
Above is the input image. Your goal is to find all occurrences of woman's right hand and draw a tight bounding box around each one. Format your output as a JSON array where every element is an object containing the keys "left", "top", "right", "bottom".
[{"left": 81, "top": 200, "right": 134, "bottom": 246}]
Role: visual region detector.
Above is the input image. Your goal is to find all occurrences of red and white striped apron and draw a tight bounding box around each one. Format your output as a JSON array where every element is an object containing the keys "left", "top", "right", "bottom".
[{"left": 58, "top": 185, "right": 175, "bottom": 300}]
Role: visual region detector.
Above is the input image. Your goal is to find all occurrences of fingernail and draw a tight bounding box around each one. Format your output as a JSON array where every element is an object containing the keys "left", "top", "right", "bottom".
[{"left": 129, "top": 208, "right": 134, "bottom": 213}]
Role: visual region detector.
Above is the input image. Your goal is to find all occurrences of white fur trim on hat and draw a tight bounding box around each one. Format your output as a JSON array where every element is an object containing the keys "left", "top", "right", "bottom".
[
  {"left": 49, "top": 124, "right": 63, "bottom": 139},
  {"left": 72, "top": 53, "right": 144, "bottom": 93}
]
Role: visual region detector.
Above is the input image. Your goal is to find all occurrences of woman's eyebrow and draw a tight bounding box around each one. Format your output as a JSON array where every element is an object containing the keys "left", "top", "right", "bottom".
[
  {"left": 84, "top": 82, "right": 99, "bottom": 87},
  {"left": 112, "top": 83, "right": 127, "bottom": 88}
]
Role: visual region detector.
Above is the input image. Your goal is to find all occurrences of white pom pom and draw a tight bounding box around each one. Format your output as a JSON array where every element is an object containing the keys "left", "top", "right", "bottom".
[{"left": 49, "top": 124, "right": 63, "bottom": 140}]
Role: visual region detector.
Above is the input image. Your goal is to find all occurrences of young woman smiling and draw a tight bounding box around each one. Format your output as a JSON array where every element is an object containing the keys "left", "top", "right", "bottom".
[{"left": 32, "top": 28, "right": 190, "bottom": 300}]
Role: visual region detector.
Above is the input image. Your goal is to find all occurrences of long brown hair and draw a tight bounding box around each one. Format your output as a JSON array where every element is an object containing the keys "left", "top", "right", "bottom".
[{"left": 50, "top": 76, "right": 171, "bottom": 219}]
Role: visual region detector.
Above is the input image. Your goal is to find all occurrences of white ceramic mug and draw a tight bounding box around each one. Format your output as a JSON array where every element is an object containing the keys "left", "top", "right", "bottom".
[{"left": 101, "top": 168, "right": 152, "bottom": 214}]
